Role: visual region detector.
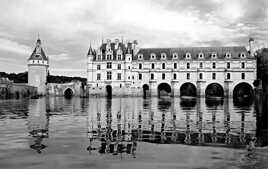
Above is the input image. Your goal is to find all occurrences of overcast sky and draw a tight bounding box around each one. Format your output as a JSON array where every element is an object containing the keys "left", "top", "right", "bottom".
[{"left": 0, "top": 0, "right": 267, "bottom": 77}]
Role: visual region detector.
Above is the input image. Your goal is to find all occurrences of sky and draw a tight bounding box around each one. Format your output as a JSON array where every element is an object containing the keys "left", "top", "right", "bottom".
[{"left": 0, "top": 0, "right": 267, "bottom": 77}]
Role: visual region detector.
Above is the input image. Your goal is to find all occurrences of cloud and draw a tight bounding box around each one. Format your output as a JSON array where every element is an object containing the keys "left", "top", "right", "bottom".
[
  {"left": 49, "top": 53, "right": 70, "bottom": 61},
  {"left": 0, "top": 0, "right": 267, "bottom": 77},
  {"left": 0, "top": 38, "right": 31, "bottom": 55}
]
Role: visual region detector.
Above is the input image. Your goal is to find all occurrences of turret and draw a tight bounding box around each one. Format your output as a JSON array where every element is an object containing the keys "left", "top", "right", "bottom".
[
  {"left": 27, "top": 38, "right": 49, "bottom": 95},
  {"left": 249, "top": 37, "right": 254, "bottom": 57},
  {"left": 87, "top": 44, "right": 94, "bottom": 85}
]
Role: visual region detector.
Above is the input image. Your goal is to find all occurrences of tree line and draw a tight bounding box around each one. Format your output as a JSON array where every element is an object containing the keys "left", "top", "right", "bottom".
[{"left": 0, "top": 71, "right": 86, "bottom": 84}]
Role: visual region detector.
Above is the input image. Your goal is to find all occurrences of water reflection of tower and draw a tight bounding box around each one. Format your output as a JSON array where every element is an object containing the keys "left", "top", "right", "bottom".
[{"left": 27, "top": 98, "right": 49, "bottom": 153}]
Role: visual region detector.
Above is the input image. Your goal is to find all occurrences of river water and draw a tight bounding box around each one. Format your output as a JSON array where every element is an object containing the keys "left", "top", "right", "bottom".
[{"left": 0, "top": 97, "right": 264, "bottom": 169}]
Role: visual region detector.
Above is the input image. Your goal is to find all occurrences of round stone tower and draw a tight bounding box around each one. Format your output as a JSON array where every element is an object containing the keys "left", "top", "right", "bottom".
[{"left": 27, "top": 38, "right": 49, "bottom": 95}]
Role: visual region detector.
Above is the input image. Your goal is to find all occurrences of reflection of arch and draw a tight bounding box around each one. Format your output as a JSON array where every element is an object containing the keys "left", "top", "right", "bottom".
[
  {"left": 233, "top": 82, "right": 253, "bottom": 106},
  {"left": 157, "top": 83, "right": 171, "bottom": 97},
  {"left": 180, "top": 83, "right": 197, "bottom": 97},
  {"left": 142, "top": 84, "right": 149, "bottom": 98},
  {"left": 205, "top": 83, "right": 224, "bottom": 98},
  {"left": 64, "top": 88, "right": 74, "bottom": 98},
  {"left": 106, "top": 85, "right": 112, "bottom": 99}
]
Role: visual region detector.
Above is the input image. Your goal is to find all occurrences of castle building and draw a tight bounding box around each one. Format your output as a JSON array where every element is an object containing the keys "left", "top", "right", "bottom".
[
  {"left": 87, "top": 39, "right": 256, "bottom": 99},
  {"left": 28, "top": 38, "right": 49, "bottom": 95}
]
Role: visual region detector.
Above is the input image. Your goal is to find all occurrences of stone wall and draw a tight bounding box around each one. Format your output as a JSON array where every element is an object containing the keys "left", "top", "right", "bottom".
[{"left": 0, "top": 80, "right": 37, "bottom": 99}]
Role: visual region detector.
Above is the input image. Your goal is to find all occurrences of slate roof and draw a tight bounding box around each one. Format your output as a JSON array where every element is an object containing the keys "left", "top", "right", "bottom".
[
  {"left": 28, "top": 39, "right": 48, "bottom": 61},
  {"left": 91, "top": 42, "right": 133, "bottom": 60},
  {"left": 134, "top": 46, "right": 252, "bottom": 60}
]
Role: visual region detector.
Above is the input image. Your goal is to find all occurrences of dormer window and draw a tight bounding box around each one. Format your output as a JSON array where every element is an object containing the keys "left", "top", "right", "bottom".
[
  {"left": 161, "top": 53, "right": 167, "bottom": 60},
  {"left": 106, "top": 54, "right": 113, "bottom": 60},
  {"left": 172, "top": 53, "right": 178, "bottom": 59},
  {"left": 185, "top": 52, "right": 191, "bottom": 59},
  {"left": 198, "top": 53, "right": 204, "bottom": 59},
  {"left": 240, "top": 52, "right": 246, "bottom": 58},
  {"left": 211, "top": 52, "right": 217, "bottom": 59},
  {"left": 97, "top": 55, "right": 102, "bottom": 60},
  {"left": 150, "top": 53, "right": 156, "bottom": 60},
  {"left": 117, "top": 54, "right": 122, "bottom": 60},
  {"left": 138, "top": 54, "right": 143, "bottom": 60},
  {"left": 225, "top": 52, "right": 231, "bottom": 59}
]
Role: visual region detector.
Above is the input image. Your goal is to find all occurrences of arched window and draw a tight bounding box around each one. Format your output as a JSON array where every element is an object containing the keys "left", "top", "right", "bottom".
[
  {"left": 199, "top": 73, "right": 203, "bottom": 80},
  {"left": 172, "top": 53, "right": 178, "bottom": 59},
  {"left": 174, "top": 63, "right": 177, "bottom": 69},
  {"left": 198, "top": 53, "right": 204, "bottom": 59},
  {"left": 186, "top": 53, "right": 191, "bottom": 59},
  {"left": 240, "top": 53, "right": 246, "bottom": 58},
  {"left": 225, "top": 52, "right": 231, "bottom": 58},
  {"left": 162, "top": 73, "right": 165, "bottom": 80},
  {"left": 173, "top": 73, "right": 177, "bottom": 80},
  {"left": 227, "top": 73, "right": 230, "bottom": 80},
  {"left": 211, "top": 52, "right": 217, "bottom": 59},
  {"left": 161, "top": 53, "right": 167, "bottom": 60},
  {"left": 151, "top": 73, "right": 154, "bottom": 80},
  {"left": 138, "top": 54, "right": 143, "bottom": 60},
  {"left": 162, "top": 63, "right": 166, "bottom": 69},
  {"left": 150, "top": 53, "right": 156, "bottom": 60}
]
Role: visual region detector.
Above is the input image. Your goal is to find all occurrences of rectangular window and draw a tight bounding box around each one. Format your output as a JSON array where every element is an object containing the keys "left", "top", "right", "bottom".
[
  {"left": 138, "top": 73, "right": 142, "bottom": 80},
  {"left": 107, "top": 71, "right": 112, "bottom": 80},
  {"left": 241, "top": 62, "right": 245, "bottom": 69},
  {"left": 97, "top": 73, "right": 101, "bottom": 80},
  {"left": 107, "top": 62, "right": 112, "bottom": 69},
  {"left": 212, "top": 62, "right": 216, "bottom": 69},
  {"left": 199, "top": 73, "right": 203, "bottom": 80},
  {"left": 241, "top": 73, "right": 245, "bottom": 79},
  {"left": 117, "top": 64, "right": 121, "bottom": 70},
  {"left": 187, "top": 73, "right": 190, "bottom": 80},
  {"left": 227, "top": 62, "right": 230, "bottom": 69},
  {"left": 162, "top": 73, "right": 165, "bottom": 80},
  {"left": 187, "top": 62, "right": 190, "bottom": 69},
  {"left": 97, "top": 65, "right": 101, "bottom": 70},
  {"left": 174, "top": 63, "right": 177, "bottom": 69},
  {"left": 139, "top": 63, "right": 142, "bottom": 69},
  {"left": 199, "top": 62, "right": 203, "bottom": 69},
  {"left": 117, "top": 73, "right": 121, "bottom": 80},
  {"left": 173, "top": 73, "right": 177, "bottom": 80},
  {"left": 227, "top": 73, "right": 230, "bottom": 80},
  {"left": 107, "top": 54, "right": 112, "bottom": 60},
  {"left": 212, "top": 73, "right": 216, "bottom": 79},
  {"left": 151, "top": 63, "right": 155, "bottom": 69},
  {"left": 151, "top": 73, "right": 154, "bottom": 80}
]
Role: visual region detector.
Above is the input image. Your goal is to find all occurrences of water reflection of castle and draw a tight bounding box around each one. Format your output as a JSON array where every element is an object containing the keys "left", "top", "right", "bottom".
[
  {"left": 27, "top": 98, "right": 49, "bottom": 153},
  {"left": 87, "top": 97, "right": 255, "bottom": 147}
]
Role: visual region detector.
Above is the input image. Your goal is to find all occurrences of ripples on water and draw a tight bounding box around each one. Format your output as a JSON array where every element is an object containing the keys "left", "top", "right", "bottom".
[{"left": 0, "top": 97, "right": 258, "bottom": 168}]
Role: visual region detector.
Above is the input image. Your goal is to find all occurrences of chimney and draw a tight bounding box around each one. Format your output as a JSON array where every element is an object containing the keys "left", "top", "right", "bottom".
[
  {"left": 115, "top": 38, "right": 119, "bottom": 50},
  {"left": 249, "top": 37, "right": 254, "bottom": 56}
]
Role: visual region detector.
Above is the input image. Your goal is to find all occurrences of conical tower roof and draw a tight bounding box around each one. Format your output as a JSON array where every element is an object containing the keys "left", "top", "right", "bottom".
[{"left": 28, "top": 38, "right": 48, "bottom": 61}]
